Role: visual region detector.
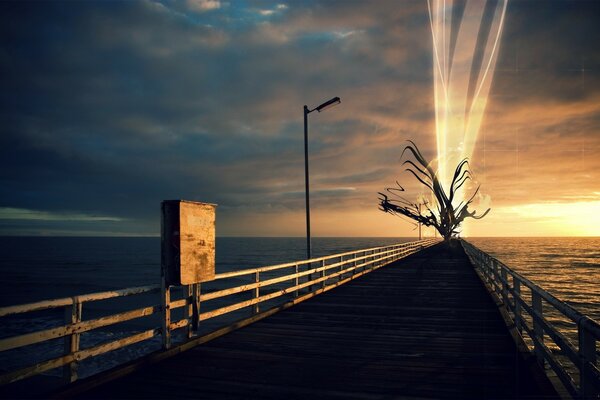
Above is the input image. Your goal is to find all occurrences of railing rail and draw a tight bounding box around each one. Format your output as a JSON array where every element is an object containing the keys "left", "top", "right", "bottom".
[
  {"left": 461, "top": 240, "right": 600, "bottom": 399},
  {"left": 0, "top": 238, "right": 439, "bottom": 388}
]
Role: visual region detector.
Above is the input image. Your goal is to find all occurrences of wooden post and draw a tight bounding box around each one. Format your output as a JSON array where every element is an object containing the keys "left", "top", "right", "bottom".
[
  {"left": 532, "top": 291, "right": 544, "bottom": 366},
  {"left": 63, "top": 299, "right": 82, "bottom": 383},
  {"left": 161, "top": 278, "right": 171, "bottom": 350},
  {"left": 185, "top": 284, "right": 196, "bottom": 339},
  {"left": 253, "top": 272, "right": 260, "bottom": 315},
  {"left": 493, "top": 260, "right": 501, "bottom": 296},
  {"left": 321, "top": 260, "right": 326, "bottom": 288},
  {"left": 486, "top": 257, "right": 492, "bottom": 282},
  {"left": 500, "top": 268, "right": 508, "bottom": 307},
  {"left": 192, "top": 283, "right": 201, "bottom": 334},
  {"left": 307, "top": 261, "right": 314, "bottom": 292},
  {"left": 578, "top": 319, "right": 598, "bottom": 398},
  {"left": 294, "top": 264, "right": 299, "bottom": 297},
  {"left": 514, "top": 280, "right": 522, "bottom": 334}
]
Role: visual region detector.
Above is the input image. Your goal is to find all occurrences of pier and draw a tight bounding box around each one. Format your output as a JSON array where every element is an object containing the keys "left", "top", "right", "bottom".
[{"left": 1, "top": 240, "right": 599, "bottom": 399}]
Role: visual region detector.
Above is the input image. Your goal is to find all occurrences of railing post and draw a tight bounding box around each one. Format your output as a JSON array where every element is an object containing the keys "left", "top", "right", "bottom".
[
  {"left": 578, "top": 318, "right": 598, "bottom": 399},
  {"left": 161, "top": 279, "right": 171, "bottom": 350},
  {"left": 294, "top": 264, "right": 299, "bottom": 297},
  {"left": 339, "top": 255, "right": 343, "bottom": 279},
  {"left": 485, "top": 255, "right": 492, "bottom": 282},
  {"left": 321, "top": 260, "right": 326, "bottom": 288},
  {"left": 63, "top": 298, "right": 82, "bottom": 383},
  {"left": 307, "top": 261, "right": 314, "bottom": 292},
  {"left": 500, "top": 268, "right": 509, "bottom": 307},
  {"left": 493, "top": 259, "right": 501, "bottom": 296},
  {"left": 184, "top": 285, "right": 192, "bottom": 338},
  {"left": 532, "top": 291, "right": 544, "bottom": 366},
  {"left": 193, "top": 283, "right": 201, "bottom": 334},
  {"left": 253, "top": 272, "right": 260, "bottom": 314},
  {"left": 186, "top": 284, "right": 200, "bottom": 339},
  {"left": 514, "top": 280, "right": 522, "bottom": 334}
]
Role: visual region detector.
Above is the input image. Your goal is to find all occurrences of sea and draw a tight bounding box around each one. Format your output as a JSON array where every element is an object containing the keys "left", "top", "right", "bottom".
[{"left": 0, "top": 236, "right": 598, "bottom": 386}]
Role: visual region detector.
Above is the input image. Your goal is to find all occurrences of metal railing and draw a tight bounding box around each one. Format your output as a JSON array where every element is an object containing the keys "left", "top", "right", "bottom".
[
  {"left": 0, "top": 238, "right": 439, "bottom": 388},
  {"left": 462, "top": 240, "right": 600, "bottom": 399}
]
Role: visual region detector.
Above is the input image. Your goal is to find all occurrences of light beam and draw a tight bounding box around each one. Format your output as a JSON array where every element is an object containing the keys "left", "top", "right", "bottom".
[{"left": 428, "top": 0, "right": 508, "bottom": 203}]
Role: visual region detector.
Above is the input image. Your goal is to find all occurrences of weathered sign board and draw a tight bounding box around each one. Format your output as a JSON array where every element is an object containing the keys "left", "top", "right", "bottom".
[{"left": 161, "top": 200, "right": 216, "bottom": 286}]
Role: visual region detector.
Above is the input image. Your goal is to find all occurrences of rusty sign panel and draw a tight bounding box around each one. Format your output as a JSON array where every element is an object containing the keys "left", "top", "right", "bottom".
[{"left": 161, "top": 200, "right": 216, "bottom": 286}]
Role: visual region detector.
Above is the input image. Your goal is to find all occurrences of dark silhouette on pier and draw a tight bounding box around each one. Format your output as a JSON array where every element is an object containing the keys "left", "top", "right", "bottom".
[
  {"left": 379, "top": 142, "right": 490, "bottom": 241},
  {"left": 61, "top": 243, "right": 555, "bottom": 399}
]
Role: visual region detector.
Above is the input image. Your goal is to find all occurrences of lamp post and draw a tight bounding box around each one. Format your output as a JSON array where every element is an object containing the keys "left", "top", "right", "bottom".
[{"left": 303, "top": 96, "right": 341, "bottom": 259}]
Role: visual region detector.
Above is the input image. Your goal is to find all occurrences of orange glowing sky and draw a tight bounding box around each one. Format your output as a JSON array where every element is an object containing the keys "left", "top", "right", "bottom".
[{"left": 0, "top": 1, "right": 598, "bottom": 237}]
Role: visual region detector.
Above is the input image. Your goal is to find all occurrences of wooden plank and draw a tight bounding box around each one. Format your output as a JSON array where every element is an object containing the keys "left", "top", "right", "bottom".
[
  {"left": 169, "top": 319, "right": 188, "bottom": 331},
  {"left": 213, "top": 239, "right": 438, "bottom": 279},
  {"left": 0, "top": 306, "right": 158, "bottom": 352},
  {"left": 0, "top": 285, "right": 160, "bottom": 318}
]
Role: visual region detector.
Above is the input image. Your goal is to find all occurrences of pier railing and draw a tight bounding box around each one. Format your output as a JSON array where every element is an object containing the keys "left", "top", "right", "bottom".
[
  {"left": 462, "top": 240, "right": 600, "bottom": 399},
  {"left": 0, "top": 238, "right": 438, "bottom": 388}
]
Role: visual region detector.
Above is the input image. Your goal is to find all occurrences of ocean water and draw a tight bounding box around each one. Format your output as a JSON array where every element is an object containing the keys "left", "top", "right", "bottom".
[{"left": 0, "top": 236, "right": 598, "bottom": 386}]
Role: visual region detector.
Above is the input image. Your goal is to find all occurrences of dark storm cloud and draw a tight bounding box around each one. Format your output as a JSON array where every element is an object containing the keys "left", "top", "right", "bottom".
[
  {"left": 0, "top": 0, "right": 434, "bottom": 234},
  {"left": 1, "top": 0, "right": 598, "bottom": 236}
]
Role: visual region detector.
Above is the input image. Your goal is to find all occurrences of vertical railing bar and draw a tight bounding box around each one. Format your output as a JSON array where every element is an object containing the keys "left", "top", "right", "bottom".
[
  {"left": 501, "top": 268, "right": 509, "bottom": 307},
  {"left": 494, "top": 259, "right": 502, "bottom": 296},
  {"left": 63, "top": 298, "right": 82, "bottom": 383},
  {"left": 185, "top": 284, "right": 193, "bottom": 339},
  {"left": 161, "top": 279, "right": 171, "bottom": 350},
  {"left": 194, "top": 283, "right": 201, "bottom": 334},
  {"left": 309, "top": 260, "right": 315, "bottom": 293},
  {"left": 294, "top": 264, "right": 299, "bottom": 298},
  {"left": 253, "top": 272, "right": 260, "bottom": 314},
  {"left": 532, "top": 291, "right": 544, "bottom": 367},
  {"left": 514, "top": 279, "right": 522, "bottom": 334},
  {"left": 579, "top": 319, "right": 598, "bottom": 398}
]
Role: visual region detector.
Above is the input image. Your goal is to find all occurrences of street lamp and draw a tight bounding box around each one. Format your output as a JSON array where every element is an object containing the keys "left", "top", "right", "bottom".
[{"left": 303, "top": 96, "right": 341, "bottom": 259}]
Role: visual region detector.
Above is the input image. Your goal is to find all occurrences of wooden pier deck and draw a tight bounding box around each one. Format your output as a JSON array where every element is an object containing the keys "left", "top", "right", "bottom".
[{"left": 67, "top": 243, "right": 556, "bottom": 399}]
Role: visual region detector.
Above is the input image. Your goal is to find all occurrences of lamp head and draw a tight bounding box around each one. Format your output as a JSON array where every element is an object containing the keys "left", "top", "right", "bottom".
[{"left": 316, "top": 96, "right": 341, "bottom": 112}]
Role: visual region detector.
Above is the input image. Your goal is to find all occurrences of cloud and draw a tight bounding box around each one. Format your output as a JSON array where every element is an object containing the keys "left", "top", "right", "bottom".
[
  {"left": 186, "top": 0, "right": 222, "bottom": 12},
  {"left": 0, "top": 1, "right": 598, "bottom": 237},
  {"left": 0, "top": 208, "right": 124, "bottom": 222}
]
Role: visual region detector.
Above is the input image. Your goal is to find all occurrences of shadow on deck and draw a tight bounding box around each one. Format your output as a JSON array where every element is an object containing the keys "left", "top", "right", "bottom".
[{"left": 64, "top": 242, "right": 556, "bottom": 399}]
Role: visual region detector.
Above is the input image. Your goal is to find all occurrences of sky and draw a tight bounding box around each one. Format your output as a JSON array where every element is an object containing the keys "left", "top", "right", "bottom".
[{"left": 0, "top": 0, "right": 598, "bottom": 237}]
